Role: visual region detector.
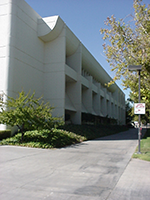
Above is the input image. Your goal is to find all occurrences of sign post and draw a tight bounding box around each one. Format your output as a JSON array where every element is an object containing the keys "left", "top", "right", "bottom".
[
  {"left": 134, "top": 102, "right": 145, "bottom": 154},
  {"left": 128, "top": 65, "right": 143, "bottom": 154}
]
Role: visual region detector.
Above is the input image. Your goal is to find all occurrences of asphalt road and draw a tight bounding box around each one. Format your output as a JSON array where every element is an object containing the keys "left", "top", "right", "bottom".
[{"left": 0, "top": 128, "right": 150, "bottom": 200}]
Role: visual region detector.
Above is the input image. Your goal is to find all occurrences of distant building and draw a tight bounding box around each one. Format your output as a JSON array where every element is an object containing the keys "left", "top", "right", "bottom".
[{"left": 0, "top": 0, "right": 125, "bottom": 130}]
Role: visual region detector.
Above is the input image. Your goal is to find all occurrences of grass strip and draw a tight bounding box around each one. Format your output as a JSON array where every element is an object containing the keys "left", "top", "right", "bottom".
[{"left": 132, "top": 129, "right": 150, "bottom": 162}]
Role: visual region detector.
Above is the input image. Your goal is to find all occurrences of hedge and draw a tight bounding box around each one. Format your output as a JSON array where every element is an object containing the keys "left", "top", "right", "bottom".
[{"left": 0, "top": 130, "right": 11, "bottom": 140}]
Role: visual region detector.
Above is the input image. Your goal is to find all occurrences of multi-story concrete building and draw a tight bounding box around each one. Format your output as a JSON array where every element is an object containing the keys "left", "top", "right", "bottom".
[{"left": 0, "top": 0, "right": 125, "bottom": 130}]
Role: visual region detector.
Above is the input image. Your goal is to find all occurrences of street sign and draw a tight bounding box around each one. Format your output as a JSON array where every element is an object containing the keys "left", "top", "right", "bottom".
[{"left": 134, "top": 103, "right": 145, "bottom": 114}]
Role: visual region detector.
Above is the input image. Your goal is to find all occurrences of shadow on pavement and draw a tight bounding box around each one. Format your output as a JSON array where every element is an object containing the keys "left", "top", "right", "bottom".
[
  {"left": 97, "top": 128, "right": 147, "bottom": 141},
  {"left": 62, "top": 128, "right": 147, "bottom": 150}
]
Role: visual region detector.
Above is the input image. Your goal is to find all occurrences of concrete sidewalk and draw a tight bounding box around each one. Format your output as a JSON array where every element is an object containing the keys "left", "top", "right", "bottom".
[
  {"left": 0, "top": 128, "right": 150, "bottom": 200},
  {"left": 107, "top": 158, "right": 150, "bottom": 200}
]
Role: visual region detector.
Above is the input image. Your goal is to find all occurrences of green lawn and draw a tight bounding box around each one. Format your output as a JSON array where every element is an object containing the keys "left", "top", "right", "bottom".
[
  {"left": 132, "top": 129, "right": 150, "bottom": 162},
  {"left": 0, "top": 124, "right": 128, "bottom": 149}
]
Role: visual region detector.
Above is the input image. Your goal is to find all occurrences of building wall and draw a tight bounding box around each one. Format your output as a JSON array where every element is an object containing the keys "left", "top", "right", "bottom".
[
  {"left": 10, "top": 0, "right": 44, "bottom": 98},
  {"left": 0, "top": 0, "right": 125, "bottom": 130},
  {"left": 0, "top": 0, "right": 11, "bottom": 97},
  {"left": 0, "top": 0, "right": 12, "bottom": 130}
]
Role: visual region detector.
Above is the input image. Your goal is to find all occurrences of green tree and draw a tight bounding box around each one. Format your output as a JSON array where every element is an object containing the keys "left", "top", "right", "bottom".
[
  {"left": 0, "top": 91, "right": 64, "bottom": 141},
  {"left": 126, "top": 99, "right": 134, "bottom": 125},
  {"left": 100, "top": 0, "right": 150, "bottom": 104}
]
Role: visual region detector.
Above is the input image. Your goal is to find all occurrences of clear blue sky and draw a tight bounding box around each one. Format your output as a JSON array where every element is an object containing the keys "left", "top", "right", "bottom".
[{"left": 25, "top": 0, "right": 149, "bottom": 100}]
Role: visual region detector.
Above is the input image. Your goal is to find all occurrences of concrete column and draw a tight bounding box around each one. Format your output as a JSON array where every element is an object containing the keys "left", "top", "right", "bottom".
[
  {"left": 108, "top": 99, "right": 111, "bottom": 117},
  {"left": 113, "top": 90, "right": 119, "bottom": 123},
  {"left": 112, "top": 102, "right": 115, "bottom": 119},
  {"left": 44, "top": 26, "right": 66, "bottom": 118},
  {"left": 66, "top": 77, "right": 81, "bottom": 124},
  {"left": 65, "top": 43, "right": 82, "bottom": 124},
  {"left": 66, "top": 43, "right": 81, "bottom": 74},
  {"left": 83, "top": 76, "right": 92, "bottom": 113},
  {"left": 93, "top": 83, "right": 101, "bottom": 115},
  {"left": 103, "top": 88, "right": 107, "bottom": 117},
  {"left": 110, "top": 102, "right": 112, "bottom": 118}
]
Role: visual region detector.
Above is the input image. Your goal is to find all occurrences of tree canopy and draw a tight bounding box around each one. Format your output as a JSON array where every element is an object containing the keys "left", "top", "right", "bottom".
[
  {"left": 0, "top": 91, "right": 64, "bottom": 141},
  {"left": 100, "top": 0, "right": 150, "bottom": 104}
]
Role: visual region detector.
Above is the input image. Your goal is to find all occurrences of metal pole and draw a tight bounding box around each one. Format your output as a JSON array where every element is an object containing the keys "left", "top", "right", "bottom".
[{"left": 138, "top": 70, "right": 141, "bottom": 154}]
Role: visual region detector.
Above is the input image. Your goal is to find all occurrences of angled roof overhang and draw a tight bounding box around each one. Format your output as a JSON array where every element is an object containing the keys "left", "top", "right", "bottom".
[{"left": 37, "top": 16, "right": 64, "bottom": 42}]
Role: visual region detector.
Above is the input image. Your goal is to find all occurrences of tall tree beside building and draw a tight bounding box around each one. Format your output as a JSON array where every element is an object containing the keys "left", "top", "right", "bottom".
[{"left": 100, "top": 0, "right": 150, "bottom": 105}]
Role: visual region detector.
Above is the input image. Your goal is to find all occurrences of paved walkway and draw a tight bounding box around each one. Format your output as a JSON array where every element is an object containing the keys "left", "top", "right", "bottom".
[{"left": 0, "top": 128, "right": 150, "bottom": 200}]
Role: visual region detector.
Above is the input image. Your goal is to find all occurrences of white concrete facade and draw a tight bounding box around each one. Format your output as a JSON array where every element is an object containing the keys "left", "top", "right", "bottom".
[{"left": 0, "top": 0, "right": 125, "bottom": 130}]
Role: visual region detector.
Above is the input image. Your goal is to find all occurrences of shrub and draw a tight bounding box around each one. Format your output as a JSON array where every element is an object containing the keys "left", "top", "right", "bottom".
[
  {"left": 0, "top": 91, "right": 64, "bottom": 142},
  {"left": 0, "top": 130, "right": 11, "bottom": 140},
  {"left": 1, "top": 125, "right": 128, "bottom": 149},
  {"left": 1, "top": 129, "right": 85, "bottom": 148}
]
